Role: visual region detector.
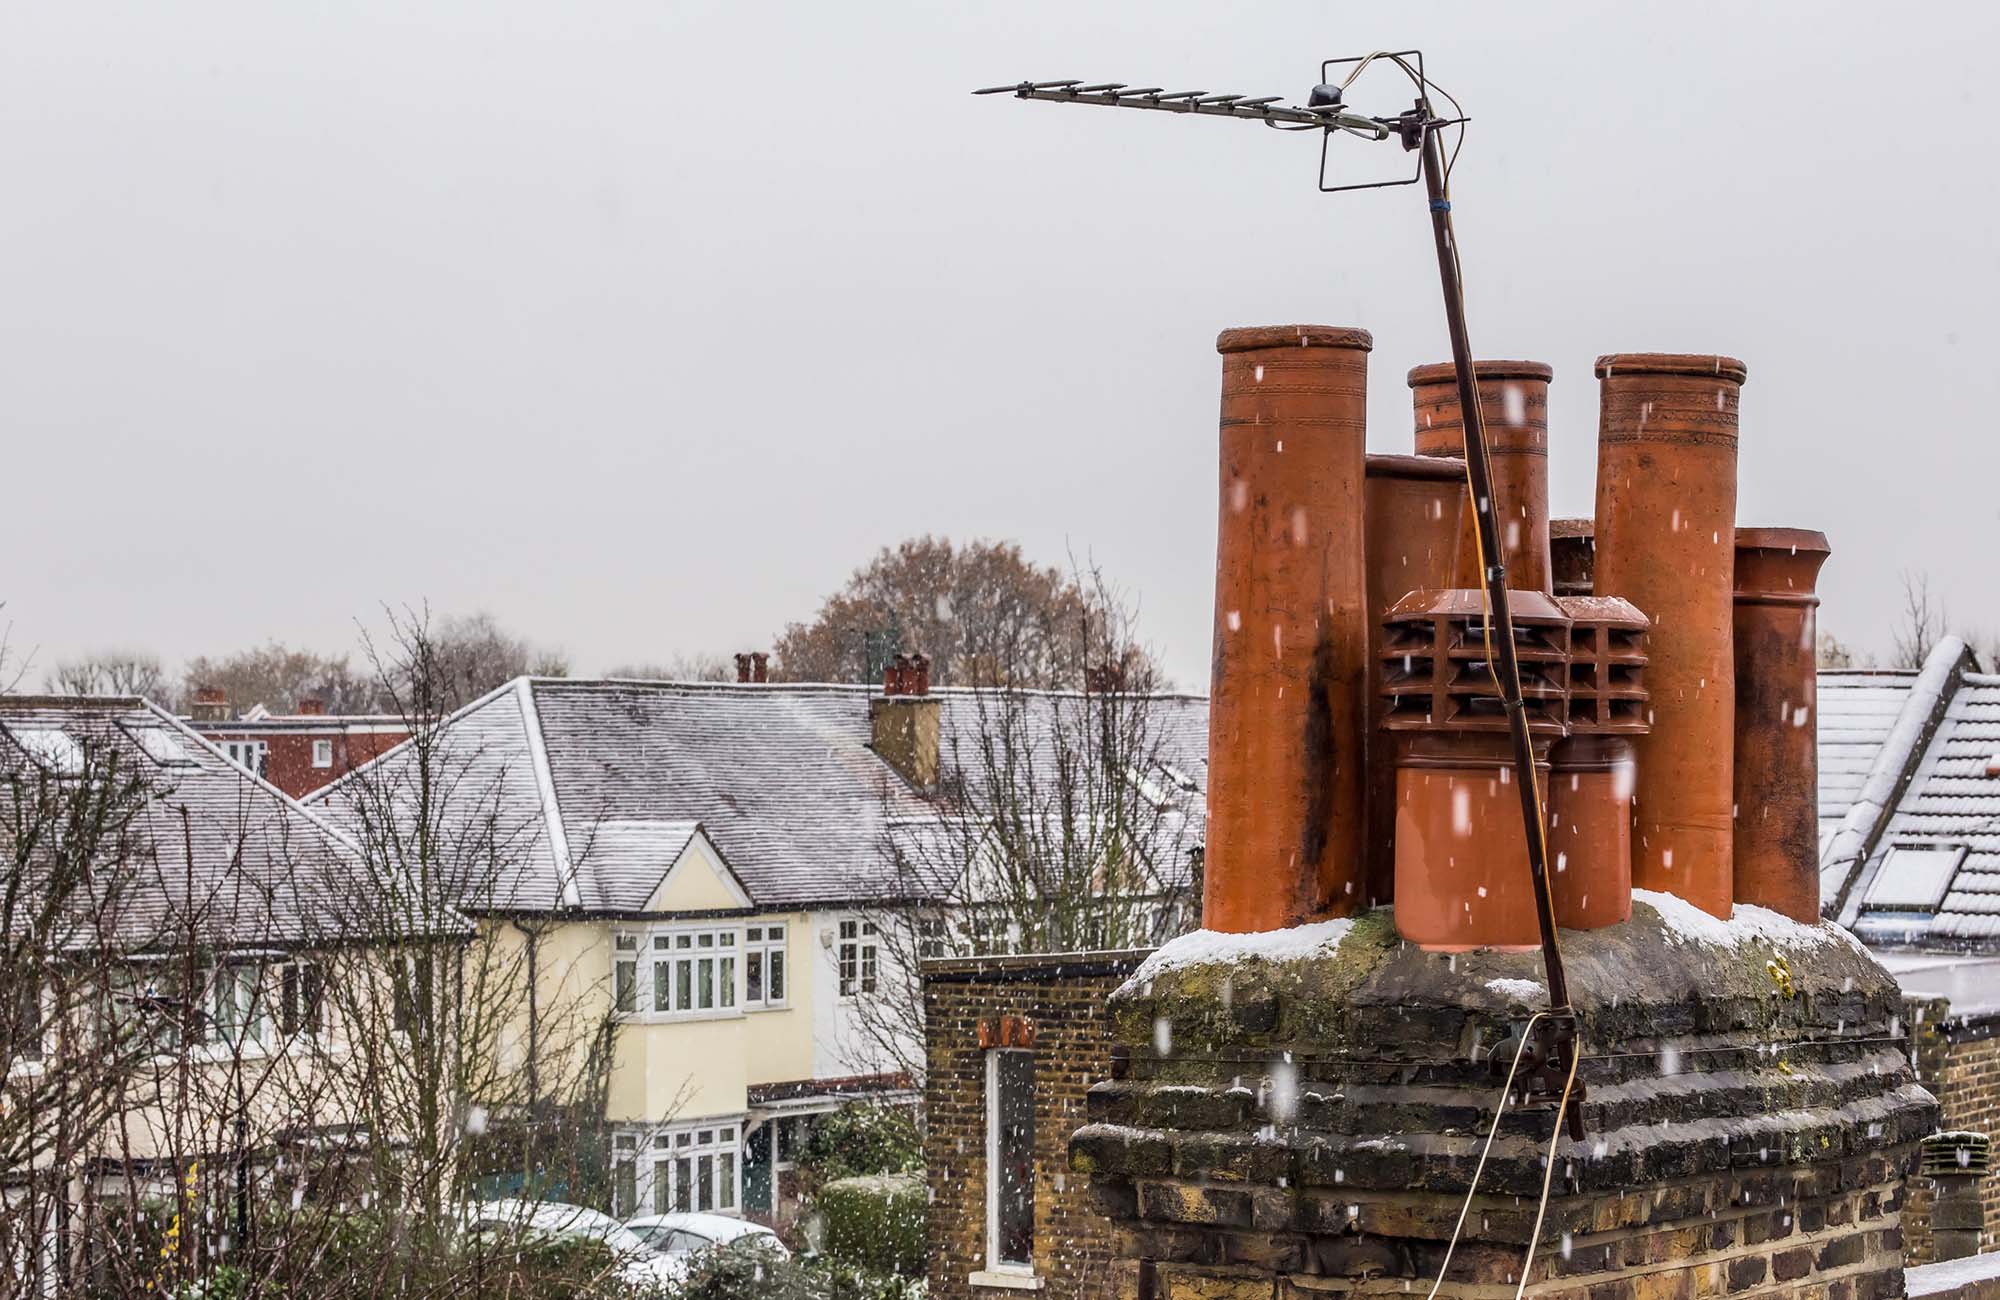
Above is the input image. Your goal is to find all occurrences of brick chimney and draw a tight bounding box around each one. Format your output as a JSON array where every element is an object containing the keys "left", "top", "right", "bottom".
[
  {"left": 296, "top": 697, "right": 327, "bottom": 717},
  {"left": 871, "top": 652, "right": 938, "bottom": 787},
  {"left": 751, "top": 652, "right": 769, "bottom": 684},
  {"left": 190, "top": 685, "right": 229, "bottom": 722},
  {"left": 735, "top": 654, "right": 753, "bottom": 684}
]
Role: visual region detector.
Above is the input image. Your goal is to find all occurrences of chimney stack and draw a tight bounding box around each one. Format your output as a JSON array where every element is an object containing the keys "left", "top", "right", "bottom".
[
  {"left": 296, "top": 697, "right": 327, "bottom": 717},
  {"left": 1361, "top": 452, "right": 1467, "bottom": 907},
  {"left": 751, "top": 652, "right": 769, "bottom": 684},
  {"left": 1592, "top": 352, "right": 1746, "bottom": 918},
  {"left": 871, "top": 650, "right": 938, "bottom": 786},
  {"left": 1206, "top": 325, "right": 1372, "bottom": 932},
  {"left": 1409, "top": 360, "right": 1555, "bottom": 593},
  {"left": 1732, "top": 527, "right": 1831, "bottom": 922},
  {"left": 190, "top": 686, "right": 229, "bottom": 722},
  {"left": 735, "top": 654, "right": 754, "bottom": 684}
]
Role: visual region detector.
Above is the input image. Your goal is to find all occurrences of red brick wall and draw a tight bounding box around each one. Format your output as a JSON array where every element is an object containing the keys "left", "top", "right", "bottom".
[
  {"left": 1908, "top": 1010, "right": 2000, "bottom": 1266},
  {"left": 199, "top": 726, "right": 407, "bottom": 799},
  {"left": 923, "top": 952, "right": 1146, "bottom": 1300}
]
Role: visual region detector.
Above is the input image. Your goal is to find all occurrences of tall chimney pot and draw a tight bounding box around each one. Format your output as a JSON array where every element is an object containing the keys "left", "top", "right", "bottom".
[
  {"left": 1408, "top": 359, "right": 1555, "bottom": 593},
  {"left": 1592, "top": 352, "right": 1746, "bottom": 918},
  {"left": 735, "top": 654, "right": 754, "bottom": 685},
  {"left": 1206, "top": 325, "right": 1373, "bottom": 932},
  {"left": 1732, "top": 526, "right": 1831, "bottom": 923},
  {"left": 1361, "top": 452, "right": 1467, "bottom": 907},
  {"left": 750, "top": 651, "right": 769, "bottom": 684}
]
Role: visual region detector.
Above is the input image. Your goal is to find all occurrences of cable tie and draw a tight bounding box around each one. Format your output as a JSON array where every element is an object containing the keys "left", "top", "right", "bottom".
[{"left": 1430, "top": 198, "right": 1451, "bottom": 213}]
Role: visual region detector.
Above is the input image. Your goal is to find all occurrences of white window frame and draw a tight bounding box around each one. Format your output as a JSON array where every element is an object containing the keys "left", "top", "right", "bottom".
[
  {"left": 207, "top": 962, "right": 269, "bottom": 1049},
  {"left": 641, "top": 926, "right": 741, "bottom": 1022},
  {"left": 623, "top": 1121, "right": 742, "bottom": 1217},
  {"left": 278, "top": 960, "right": 325, "bottom": 1038},
  {"left": 838, "top": 919, "right": 878, "bottom": 999},
  {"left": 613, "top": 932, "right": 641, "bottom": 1016},
  {"left": 310, "top": 739, "right": 334, "bottom": 769},
  {"left": 744, "top": 923, "right": 788, "bottom": 1010},
  {"left": 221, "top": 740, "right": 268, "bottom": 778},
  {"left": 980, "top": 1048, "right": 1038, "bottom": 1285}
]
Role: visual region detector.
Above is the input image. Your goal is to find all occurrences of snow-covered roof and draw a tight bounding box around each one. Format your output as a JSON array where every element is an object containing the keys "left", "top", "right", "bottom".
[
  {"left": 1817, "top": 638, "right": 2000, "bottom": 955},
  {"left": 1818, "top": 638, "right": 1978, "bottom": 927},
  {"left": 311, "top": 679, "right": 1209, "bottom": 914},
  {"left": 0, "top": 695, "right": 449, "bottom": 949}
]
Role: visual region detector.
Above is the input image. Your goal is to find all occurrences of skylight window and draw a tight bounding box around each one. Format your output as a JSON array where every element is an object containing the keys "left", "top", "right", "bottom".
[
  {"left": 4, "top": 727, "right": 85, "bottom": 777},
  {"left": 1860, "top": 845, "right": 1968, "bottom": 913},
  {"left": 117, "top": 721, "right": 199, "bottom": 768}
]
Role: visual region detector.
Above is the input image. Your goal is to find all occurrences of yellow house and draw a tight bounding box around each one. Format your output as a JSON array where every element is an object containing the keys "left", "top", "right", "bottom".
[{"left": 311, "top": 677, "right": 937, "bottom": 1221}]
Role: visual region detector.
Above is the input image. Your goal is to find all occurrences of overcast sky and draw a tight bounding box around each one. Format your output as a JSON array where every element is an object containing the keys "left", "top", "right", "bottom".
[{"left": 3, "top": 2, "right": 1994, "bottom": 691}]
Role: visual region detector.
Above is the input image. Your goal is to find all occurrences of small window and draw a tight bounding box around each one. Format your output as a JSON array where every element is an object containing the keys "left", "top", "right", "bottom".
[
  {"left": 280, "top": 962, "right": 324, "bottom": 1036},
  {"left": 1862, "top": 845, "right": 1968, "bottom": 913},
  {"left": 614, "top": 934, "right": 640, "bottom": 1014},
  {"left": 987, "top": 1050, "right": 1035, "bottom": 1269},
  {"left": 838, "top": 919, "right": 878, "bottom": 999},
  {"left": 222, "top": 740, "right": 268, "bottom": 778},
  {"left": 746, "top": 923, "right": 787, "bottom": 1009},
  {"left": 311, "top": 739, "right": 334, "bottom": 768},
  {"left": 210, "top": 964, "right": 268, "bottom": 1047}
]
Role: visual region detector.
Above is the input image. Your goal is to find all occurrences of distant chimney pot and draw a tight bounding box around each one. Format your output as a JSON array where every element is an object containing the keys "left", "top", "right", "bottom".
[
  {"left": 735, "top": 653, "right": 754, "bottom": 684},
  {"left": 909, "top": 653, "right": 931, "bottom": 696},
  {"left": 751, "top": 652, "right": 769, "bottom": 684},
  {"left": 296, "top": 697, "right": 327, "bottom": 716},
  {"left": 191, "top": 685, "right": 229, "bottom": 722}
]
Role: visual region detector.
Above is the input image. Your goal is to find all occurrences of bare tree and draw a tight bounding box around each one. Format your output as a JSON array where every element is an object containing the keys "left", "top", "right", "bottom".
[
  {"left": 846, "top": 566, "right": 1200, "bottom": 1089},
  {"left": 603, "top": 652, "right": 734, "bottom": 682},
  {"left": 423, "top": 611, "right": 569, "bottom": 709},
  {"left": 773, "top": 536, "right": 1162, "bottom": 689},
  {"left": 1891, "top": 570, "right": 1949, "bottom": 669},
  {"left": 179, "top": 643, "right": 384, "bottom": 716},
  {"left": 1815, "top": 631, "right": 1865, "bottom": 670},
  {"left": 44, "top": 651, "right": 174, "bottom": 706}
]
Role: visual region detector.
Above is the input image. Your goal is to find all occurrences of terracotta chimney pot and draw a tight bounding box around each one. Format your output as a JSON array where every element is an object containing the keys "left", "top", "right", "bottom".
[
  {"left": 735, "top": 654, "right": 754, "bottom": 684},
  {"left": 1550, "top": 518, "right": 1596, "bottom": 598},
  {"left": 1408, "top": 360, "right": 1555, "bottom": 593},
  {"left": 1206, "top": 324, "right": 1373, "bottom": 932},
  {"left": 1362, "top": 452, "right": 1468, "bottom": 907},
  {"left": 909, "top": 653, "right": 931, "bottom": 697},
  {"left": 296, "top": 697, "right": 327, "bottom": 717},
  {"left": 1732, "top": 527, "right": 1831, "bottom": 923},
  {"left": 190, "top": 685, "right": 230, "bottom": 722},
  {"left": 1592, "top": 351, "right": 1747, "bottom": 918},
  {"left": 751, "top": 651, "right": 769, "bottom": 684}
]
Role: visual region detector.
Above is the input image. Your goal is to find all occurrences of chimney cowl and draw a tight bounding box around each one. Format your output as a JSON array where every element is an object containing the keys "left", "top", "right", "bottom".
[{"left": 1215, "top": 324, "right": 1373, "bottom": 354}]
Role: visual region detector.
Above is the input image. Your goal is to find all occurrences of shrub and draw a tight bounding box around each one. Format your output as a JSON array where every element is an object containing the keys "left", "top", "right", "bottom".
[
  {"left": 799, "top": 1105, "right": 919, "bottom": 1187},
  {"left": 813, "top": 1173, "right": 925, "bottom": 1279}
]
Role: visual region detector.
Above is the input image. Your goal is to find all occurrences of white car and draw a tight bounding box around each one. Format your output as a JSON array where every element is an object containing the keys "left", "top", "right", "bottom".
[
  {"left": 624, "top": 1211, "right": 791, "bottom": 1276},
  {"left": 464, "top": 1198, "right": 682, "bottom": 1293}
]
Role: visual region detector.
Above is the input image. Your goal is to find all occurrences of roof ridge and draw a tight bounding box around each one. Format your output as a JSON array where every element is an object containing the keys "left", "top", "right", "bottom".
[{"left": 517, "top": 679, "right": 581, "bottom": 909}]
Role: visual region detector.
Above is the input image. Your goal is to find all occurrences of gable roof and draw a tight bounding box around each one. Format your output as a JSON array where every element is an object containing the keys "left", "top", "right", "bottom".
[
  {"left": 312, "top": 678, "right": 1210, "bottom": 915},
  {"left": 0, "top": 695, "right": 454, "bottom": 951},
  {"left": 1816, "top": 638, "right": 2000, "bottom": 950}
]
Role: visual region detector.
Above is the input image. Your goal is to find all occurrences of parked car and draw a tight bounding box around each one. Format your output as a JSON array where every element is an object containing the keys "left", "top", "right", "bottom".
[
  {"left": 464, "top": 1198, "right": 681, "bottom": 1292},
  {"left": 624, "top": 1210, "right": 791, "bottom": 1276}
]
